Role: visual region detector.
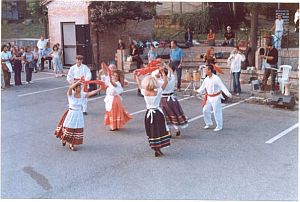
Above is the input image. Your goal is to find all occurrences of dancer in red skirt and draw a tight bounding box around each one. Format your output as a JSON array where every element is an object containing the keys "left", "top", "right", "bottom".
[
  {"left": 54, "top": 80, "right": 101, "bottom": 151},
  {"left": 104, "top": 69, "right": 132, "bottom": 131}
]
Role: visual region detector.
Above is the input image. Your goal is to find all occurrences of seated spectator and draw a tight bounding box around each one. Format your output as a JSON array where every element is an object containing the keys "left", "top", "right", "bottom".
[
  {"left": 184, "top": 27, "right": 193, "bottom": 47},
  {"left": 207, "top": 29, "right": 215, "bottom": 46},
  {"left": 222, "top": 26, "right": 235, "bottom": 47},
  {"left": 147, "top": 44, "right": 158, "bottom": 62},
  {"left": 129, "top": 43, "right": 143, "bottom": 69},
  {"left": 41, "top": 43, "right": 52, "bottom": 70}
]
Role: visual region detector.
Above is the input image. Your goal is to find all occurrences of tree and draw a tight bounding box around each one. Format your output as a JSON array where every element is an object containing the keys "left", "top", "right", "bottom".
[
  {"left": 89, "top": 1, "right": 158, "bottom": 33},
  {"left": 248, "top": 3, "right": 259, "bottom": 67}
]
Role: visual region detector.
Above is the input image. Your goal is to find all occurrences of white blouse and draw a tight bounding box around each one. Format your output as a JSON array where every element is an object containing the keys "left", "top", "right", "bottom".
[
  {"left": 141, "top": 87, "right": 163, "bottom": 109},
  {"left": 104, "top": 81, "right": 123, "bottom": 111}
]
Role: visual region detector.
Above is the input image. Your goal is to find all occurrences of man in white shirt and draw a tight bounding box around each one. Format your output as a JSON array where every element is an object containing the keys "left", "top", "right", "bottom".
[
  {"left": 227, "top": 47, "right": 245, "bottom": 96},
  {"left": 1, "top": 45, "right": 13, "bottom": 88},
  {"left": 196, "top": 65, "right": 232, "bottom": 132},
  {"left": 271, "top": 14, "right": 284, "bottom": 49},
  {"left": 67, "top": 55, "right": 92, "bottom": 115},
  {"left": 37, "top": 35, "right": 49, "bottom": 65}
]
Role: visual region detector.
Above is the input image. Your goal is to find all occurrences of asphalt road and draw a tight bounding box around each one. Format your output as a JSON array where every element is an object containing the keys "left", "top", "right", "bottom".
[{"left": 1, "top": 71, "right": 298, "bottom": 200}]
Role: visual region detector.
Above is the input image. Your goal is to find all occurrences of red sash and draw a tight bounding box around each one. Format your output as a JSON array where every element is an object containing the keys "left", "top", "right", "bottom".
[
  {"left": 74, "top": 77, "right": 106, "bottom": 92},
  {"left": 202, "top": 91, "right": 221, "bottom": 107},
  {"left": 135, "top": 58, "right": 162, "bottom": 76}
]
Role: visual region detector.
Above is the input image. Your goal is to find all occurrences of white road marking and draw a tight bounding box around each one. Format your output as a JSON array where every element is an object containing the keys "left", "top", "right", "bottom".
[
  {"left": 18, "top": 85, "right": 69, "bottom": 97},
  {"left": 265, "top": 123, "right": 299, "bottom": 144},
  {"left": 21, "top": 76, "right": 57, "bottom": 83}
]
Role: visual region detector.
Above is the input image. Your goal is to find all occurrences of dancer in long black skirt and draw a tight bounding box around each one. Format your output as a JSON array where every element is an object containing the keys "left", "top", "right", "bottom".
[
  {"left": 134, "top": 67, "right": 171, "bottom": 157},
  {"left": 152, "top": 64, "right": 188, "bottom": 137}
]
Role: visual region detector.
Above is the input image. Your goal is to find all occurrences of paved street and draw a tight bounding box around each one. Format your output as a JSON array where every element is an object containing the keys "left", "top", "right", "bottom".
[{"left": 1, "top": 71, "right": 298, "bottom": 200}]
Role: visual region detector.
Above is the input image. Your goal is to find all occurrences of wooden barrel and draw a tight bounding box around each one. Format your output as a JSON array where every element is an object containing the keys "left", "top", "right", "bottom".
[
  {"left": 193, "top": 70, "right": 200, "bottom": 82},
  {"left": 184, "top": 69, "right": 191, "bottom": 81}
]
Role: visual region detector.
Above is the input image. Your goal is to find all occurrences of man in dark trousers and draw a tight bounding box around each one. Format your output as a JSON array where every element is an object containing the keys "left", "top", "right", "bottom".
[{"left": 260, "top": 42, "right": 278, "bottom": 93}]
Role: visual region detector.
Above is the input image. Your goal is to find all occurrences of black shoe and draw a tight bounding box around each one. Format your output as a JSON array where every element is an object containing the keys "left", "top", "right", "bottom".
[
  {"left": 176, "top": 130, "right": 181, "bottom": 136},
  {"left": 83, "top": 112, "right": 88, "bottom": 115}
]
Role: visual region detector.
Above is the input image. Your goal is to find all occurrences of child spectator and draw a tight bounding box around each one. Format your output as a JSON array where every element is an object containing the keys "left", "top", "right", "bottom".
[{"left": 22, "top": 46, "right": 34, "bottom": 84}]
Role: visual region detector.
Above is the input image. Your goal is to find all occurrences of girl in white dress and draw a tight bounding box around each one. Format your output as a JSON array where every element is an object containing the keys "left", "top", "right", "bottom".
[{"left": 55, "top": 80, "right": 101, "bottom": 151}]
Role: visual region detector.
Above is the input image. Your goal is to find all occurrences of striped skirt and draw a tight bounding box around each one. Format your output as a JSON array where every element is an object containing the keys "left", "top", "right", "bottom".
[
  {"left": 104, "top": 96, "right": 132, "bottom": 130},
  {"left": 54, "top": 110, "right": 84, "bottom": 145},
  {"left": 144, "top": 108, "right": 171, "bottom": 149},
  {"left": 160, "top": 97, "right": 188, "bottom": 127}
]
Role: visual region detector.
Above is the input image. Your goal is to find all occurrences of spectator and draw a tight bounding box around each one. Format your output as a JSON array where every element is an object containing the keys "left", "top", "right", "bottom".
[
  {"left": 294, "top": 9, "right": 299, "bottom": 32},
  {"left": 129, "top": 43, "right": 143, "bottom": 69},
  {"left": 12, "top": 46, "right": 22, "bottom": 86},
  {"left": 41, "top": 43, "right": 52, "bottom": 70},
  {"left": 22, "top": 46, "right": 34, "bottom": 84},
  {"left": 227, "top": 47, "right": 245, "bottom": 96},
  {"left": 222, "top": 26, "right": 235, "bottom": 47},
  {"left": 37, "top": 34, "right": 49, "bottom": 66},
  {"left": 1, "top": 45, "right": 13, "bottom": 88},
  {"left": 207, "top": 29, "right": 215, "bottom": 46},
  {"left": 271, "top": 14, "right": 284, "bottom": 49},
  {"left": 51, "top": 44, "right": 63, "bottom": 77},
  {"left": 32, "top": 46, "right": 39, "bottom": 73},
  {"left": 169, "top": 40, "right": 184, "bottom": 91},
  {"left": 260, "top": 43, "right": 278, "bottom": 92},
  {"left": 56, "top": 43, "right": 64, "bottom": 75},
  {"left": 19, "top": 47, "right": 25, "bottom": 72},
  {"left": 117, "top": 39, "right": 126, "bottom": 50},
  {"left": 184, "top": 27, "right": 193, "bottom": 47},
  {"left": 147, "top": 44, "right": 158, "bottom": 62},
  {"left": 204, "top": 47, "right": 217, "bottom": 74}
]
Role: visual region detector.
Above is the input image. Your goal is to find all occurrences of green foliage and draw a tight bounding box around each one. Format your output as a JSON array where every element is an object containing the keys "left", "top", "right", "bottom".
[
  {"left": 27, "top": 0, "right": 42, "bottom": 17},
  {"left": 170, "top": 9, "right": 210, "bottom": 34},
  {"left": 90, "top": 1, "right": 158, "bottom": 32}
]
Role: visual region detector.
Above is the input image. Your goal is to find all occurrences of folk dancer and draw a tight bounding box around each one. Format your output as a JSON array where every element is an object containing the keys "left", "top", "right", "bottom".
[
  {"left": 134, "top": 67, "right": 171, "bottom": 157},
  {"left": 67, "top": 55, "right": 91, "bottom": 115},
  {"left": 196, "top": 65, "right": 232, "bottom": 132},
  {"left": 103, "top": 69, "right": 132, "bottom": 131},
  {"left": 54, "top": 80, "right": 102, "bottom": 151},
  {"left": 152, "top": 64, "right": 188, "bottom": 137}
]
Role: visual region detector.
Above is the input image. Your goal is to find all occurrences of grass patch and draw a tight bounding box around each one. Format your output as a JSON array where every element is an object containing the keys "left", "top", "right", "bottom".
[{"left": 1, "top": 22, "right": 44, "bottom": 39}]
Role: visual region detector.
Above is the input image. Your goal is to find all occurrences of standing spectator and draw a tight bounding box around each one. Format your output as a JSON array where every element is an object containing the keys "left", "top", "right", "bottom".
[
  {"left": 37, "top": 35, "right": 49, "bottom": 67},
  {"left": 260, "top": 43, "right": 278, "bottom": 92},
  {"left": 271, "top": 14, "right": 284, "bottom": 49},
  {"left": 32, "top": 47, "right": 39, "bottom": 73},
  {"left": 50, "top": 44, "right": 63, "bottom": 77},
  {"left": 147, "top": 44, "right": 158, "bottom": 62},
  {"left": 12, "top": 46, "right": 22, "bottom": 86},
  {"left": 227, "top": 47, "right": 245, "bottom": 96},
  {"left": 294, "top": 9, "right": 299, "bottom": 32},
  {"left": 19, "top": 47, "right": 25, "bottom": 72},
  {"left": 22, "top": 46, "right": 34, "bottom": 84},
  {"left": 41, "top": 43, "right": 52, "bottom": 70},
  {"left": 56, "top": 43, "right": 64, "bottom": 75},
  {"left": 207, "top": 29, "right": 215, "bottom": 46},
  {"left": 222, "top": 26, "right": 235, "bottom": 47},
  {"left": 129, "top": 43, "right": 143, "bottom": 69},
  {"left": 117, "top": 39, "right": 126, "bottom": 50},
  {"left": 184, "top": 27, "right": 193, "bottom": 47},
  {"left": 1, "top": 45, "right": 13, "bottom": 88},
  {"left": 169, "top": 40, "right": 184, "bottom": 91}
]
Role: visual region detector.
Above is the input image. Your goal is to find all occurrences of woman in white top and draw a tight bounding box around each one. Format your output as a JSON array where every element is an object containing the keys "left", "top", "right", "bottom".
[
  {"left": 55, "top": 80, "right": 101, "bottom": 151},
  {"left": 134, "top": 67, "right": 171, "bottom": 157},
  {"left": 152, "top": 64, "right": 188, "bottom": 137},
  {"left": 103, "top": 69, "right": 132, "bottom": 131},
  {"left": 271, "top": 14, "right": 284, "bottom": 49}
]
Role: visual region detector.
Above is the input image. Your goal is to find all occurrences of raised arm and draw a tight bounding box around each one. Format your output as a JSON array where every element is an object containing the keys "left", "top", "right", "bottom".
[
  {"left": 68, "top": 80, "right": 81, "bottom": 96},
  {"left": 160, "top": 68, "right": 168, "bottom": 90},
  {"left": 85, "top": 86, "right": 102, "bottom": 98},
  {"left": 133, "top": 70, "right": 142, "bottom": 90}
]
